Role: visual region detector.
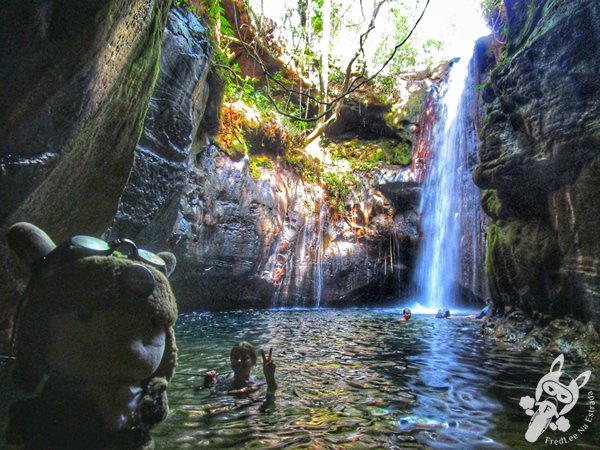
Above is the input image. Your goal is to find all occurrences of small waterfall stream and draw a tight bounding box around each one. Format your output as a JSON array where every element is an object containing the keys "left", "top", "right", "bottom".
[
  {"left": 313, "top": 202, "right": 328, "bottom": 308},
  {"left": 412, "top": 37, "right": 487, "bottom": 310}
]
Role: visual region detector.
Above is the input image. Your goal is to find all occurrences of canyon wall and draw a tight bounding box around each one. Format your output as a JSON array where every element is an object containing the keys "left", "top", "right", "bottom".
[
  {"left": 0, "top": 0, "right": 173, "bottom": 348},
  {"left": 475, "top": 0, "right": 600, "bottom": 335},
  {"left": 0, "top": 4, "right": 424, "bottom": 330}
]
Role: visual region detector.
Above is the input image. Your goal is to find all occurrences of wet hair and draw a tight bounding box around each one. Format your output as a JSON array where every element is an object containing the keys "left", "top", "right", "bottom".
[
  {"left": 230, "top": 341, "right": 257, "bottom": 365},
  {"left": 435, "top": 308, "right": 451, "bottom": 318},
  {"left": 402, "top": 308, "right": 411, "bottom": 315}
]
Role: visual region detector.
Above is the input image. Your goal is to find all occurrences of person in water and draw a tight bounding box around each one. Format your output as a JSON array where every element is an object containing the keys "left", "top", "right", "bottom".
[
  {"left": 201, "top": 341, "right": 277, "bottom": 411},
  {"left": 399, "top": 308, "right": 412, "bottom": 321},
  {"left": 468, "top": 303, "right": 490, "bottom": 320},
  {"left": 435, "top": 308, "right": 451, "bottom": 318}
]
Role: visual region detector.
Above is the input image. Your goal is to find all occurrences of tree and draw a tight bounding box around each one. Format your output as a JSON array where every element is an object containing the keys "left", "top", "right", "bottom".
[{"left": 196, "top": 0, "right": 432, "bottom": 145}]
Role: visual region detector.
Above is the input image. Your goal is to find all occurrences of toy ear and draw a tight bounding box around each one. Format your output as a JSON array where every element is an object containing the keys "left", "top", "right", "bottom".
[
  {"left": 7, "top": 222, "right": 56, "bottom": 267},
  {"left": 549, "top": 354, "right": 564, "bottom": 373},
  {"left": 158, "top": 252, "right": 176, "bottom": 277},
  {"left": 575, "top": 371, "right": 591, "bottom": 389}
]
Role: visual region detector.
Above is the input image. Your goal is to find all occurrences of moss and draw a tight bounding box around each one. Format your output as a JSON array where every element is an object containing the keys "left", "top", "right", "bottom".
[
  {"left": 481, "top": 189, "right": 502, "bottom": 219},
  {"left": 486, "top": 219, "right": 561, "bottom": 315},
  {"left": 322, "top": 172, "right": 353, "bottom": 216},
  {"left": 248, "top": 155, "right": 275, "bottom": 178},
  {"left": 11, "top": 0, "right": 172, "bottom": 241},
  {"left": 327, "top": 138, "right": 412, "bottom": 171},
  {"left": 284, "top": 148, "right": 323, "bottom": 183},
  {"left": 386, "top": 89, "right": 426, "bottom": 126}
]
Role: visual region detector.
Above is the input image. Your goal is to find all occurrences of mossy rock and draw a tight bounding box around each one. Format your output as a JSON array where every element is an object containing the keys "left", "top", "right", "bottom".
[
  {"left": 481, "top": 189, "right": 503, "bottom": 220},
  {"left": 486, "top": 219, "right": 561, "bottom": 315}
]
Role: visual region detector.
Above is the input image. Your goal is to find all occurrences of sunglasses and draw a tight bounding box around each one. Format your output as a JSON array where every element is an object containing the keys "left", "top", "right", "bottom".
[{"left": 34, "top": 235, "right": 167, "bottom": 275}]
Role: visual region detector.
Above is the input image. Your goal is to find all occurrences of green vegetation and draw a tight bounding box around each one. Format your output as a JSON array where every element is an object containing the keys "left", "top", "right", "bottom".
[
  {"left": 327, "top": 138, "right": 412, "bottom": 170},
  {"left": 321, "top": 172, "right": 362, "bottom": 216},
  {"left": 176, "top": 0, "right": 437, "bottom": 218},
  {"left": 480, "top": 0, "right": 508, "bottom": 45},
  {"left": 374, "top": 5, "right": 443, "bottom": 73},
  {"left": 248, "top": 155, "right": 275, "bottom": 178},
  {"left": 481, "top": 189, "right": 502, "bottom": 220},
  {"left": 285, "top": 136, "right": 410, "bottom": 215},
  {"left": 285, "top": 148, "right": 323, "bottom": 183}
]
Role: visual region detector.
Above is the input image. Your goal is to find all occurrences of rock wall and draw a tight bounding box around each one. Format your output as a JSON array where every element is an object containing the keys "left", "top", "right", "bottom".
[
  {"left": 475, "top": 0, "right": 600, "bottom": 332},
  {"left": 113, "top": 138, "right": 419, "bottom": 312},
  {"left": 104, "top": 9, "right": 423, "bottom": 313},
  {"left": 0, "top": 0, "right": 173, "bottom": 350},
  {"left": 0, "top": 3, "right": 423, "bottom": 323}
]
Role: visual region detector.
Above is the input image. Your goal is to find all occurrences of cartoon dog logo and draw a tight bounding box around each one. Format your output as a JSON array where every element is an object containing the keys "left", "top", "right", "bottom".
[{"left": 519, "top": 354, "right": 591, "bottom": 442}]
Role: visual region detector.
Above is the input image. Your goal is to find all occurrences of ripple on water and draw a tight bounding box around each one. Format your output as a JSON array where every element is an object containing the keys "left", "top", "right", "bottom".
[
  {"left": 155, "top": 310, "right": 600, "bottom": 449},
  {"left": 2, "top": 309, "right": 596, "bottom": 449}
]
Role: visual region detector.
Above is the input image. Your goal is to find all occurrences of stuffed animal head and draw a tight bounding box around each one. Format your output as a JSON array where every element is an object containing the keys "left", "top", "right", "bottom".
[{"left": 7, "top": 222, "right": 178, "bottom": 393}]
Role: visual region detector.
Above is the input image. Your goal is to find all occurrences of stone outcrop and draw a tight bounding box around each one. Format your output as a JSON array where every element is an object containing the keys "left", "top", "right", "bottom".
[
  {"left": 103, "top": 8, "right": 415, "bottom": 312},
  {"left": 475, "top": 0, "right": 600, "bottom": 334},
  {"left": 115, "top": 140, "right": 418, "bottom": 312},
  {"left": 103, "top": 8, "right": 423, "bottom": 312},
  {"left": 107, "top": 7, "right": 216, "bottom": 241},
  {"left": 0, "top": 2, "right": 421, "bottom": 332},
  {"left": 0, "top": 0, "right": 173, "bottom": 350}
]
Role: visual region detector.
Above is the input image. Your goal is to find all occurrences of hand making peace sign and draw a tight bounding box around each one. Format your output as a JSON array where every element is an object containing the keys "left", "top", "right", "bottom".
[{"left": 261, "top": 348, "right": 277, "bottom": 391}]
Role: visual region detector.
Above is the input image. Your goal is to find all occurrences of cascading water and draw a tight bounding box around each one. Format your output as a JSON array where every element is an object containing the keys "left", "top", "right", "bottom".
[{"left": 412, "top": 31, "right": 489, "bottom": 310}]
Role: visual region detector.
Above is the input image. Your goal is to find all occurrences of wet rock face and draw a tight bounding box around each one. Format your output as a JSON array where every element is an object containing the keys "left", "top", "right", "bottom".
[
  {"left": 0, "top": 0, "right": 172, "bottom": 350},
  {"left": 104, "top": 8, "right": 420, "bottom": 312},
  {"left": 475, "top": 0, "right": 600, "bottom": 329},
  {"left": 325, "top": 99, "right": 398, "bottom": 140},
  {"left": 139, "top": 146, "right": 418, "bottom": 312},
  {"left": 108, "top": 8, "right": 214, "bottom": 240},
  {"left": 0, "top": 0, "right": 172, "bottom": 237}
]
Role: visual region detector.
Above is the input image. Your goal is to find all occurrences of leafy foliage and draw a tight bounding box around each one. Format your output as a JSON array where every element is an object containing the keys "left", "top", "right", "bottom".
[
  {"left": 327, "top": 138, "right": 412, "bottom": 170},
  {"left": 374, "top": 5, "right": 443, "bottom": 73},
  {"left": 480, "top": 0, "right": 507, "bottom": 40},
  {"left": 249, "top": 155, "right": 275, "bottom": 178}
]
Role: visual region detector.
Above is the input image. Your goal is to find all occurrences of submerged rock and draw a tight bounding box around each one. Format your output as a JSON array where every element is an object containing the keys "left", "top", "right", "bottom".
[{"left": 483, "top": 311, "right": 600, "bottom": 367}]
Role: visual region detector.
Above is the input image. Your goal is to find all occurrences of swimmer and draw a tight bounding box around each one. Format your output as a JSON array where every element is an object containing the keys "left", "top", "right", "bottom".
[
  {"left": 468, "top": 304, "right": 490, "bottom": 320},
  {"left": 203, "top": 341, "right": 277, "bottom": 398},
  {"left": 435, "top": 308, "right": 451, "bottom": 319},
  {"left": 399, "top": 308, "right": 412, "bottom": 322}
]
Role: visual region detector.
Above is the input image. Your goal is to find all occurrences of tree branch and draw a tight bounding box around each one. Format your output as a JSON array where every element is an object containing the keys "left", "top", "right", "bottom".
[{"left": 221, "top": 0, "right": 431, "bottom": 133}]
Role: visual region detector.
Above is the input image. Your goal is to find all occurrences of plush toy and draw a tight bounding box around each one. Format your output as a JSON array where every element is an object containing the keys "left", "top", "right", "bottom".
[{"left": 5, "top": 222, "right": 178, "bottom": 450}]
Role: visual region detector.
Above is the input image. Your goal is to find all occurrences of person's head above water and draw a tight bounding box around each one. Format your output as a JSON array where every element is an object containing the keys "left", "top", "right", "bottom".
[
  {"left": 230, "top": 341, "right": 257, "bottom": 381},
  {"left": 435, "top": 308, "right": 451, "bottom": 318},
  {"left": 398, "top": 308, "right": 412, "bottom": 322}
]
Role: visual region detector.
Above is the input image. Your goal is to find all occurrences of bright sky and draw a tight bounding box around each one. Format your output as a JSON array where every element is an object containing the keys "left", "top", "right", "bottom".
[
  {"left": 248, "top": 0, "right": 490, "bottom": 70},
  {"left": 414, "top": 0, "right": 491, "bottom": 54}
]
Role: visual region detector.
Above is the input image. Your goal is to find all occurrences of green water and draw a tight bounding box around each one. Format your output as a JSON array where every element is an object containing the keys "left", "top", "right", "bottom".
[
  {"left": 154, "top": 309, "right": 599, "bottom": 449},
  {"left": 1, "top": 309, "right": 598, "bottom": 449}
]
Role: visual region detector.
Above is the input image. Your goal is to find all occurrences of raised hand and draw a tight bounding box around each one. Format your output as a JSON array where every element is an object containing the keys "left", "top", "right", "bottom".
[{"left": 261, "top": 348, "right": 277, "bottom": 392}]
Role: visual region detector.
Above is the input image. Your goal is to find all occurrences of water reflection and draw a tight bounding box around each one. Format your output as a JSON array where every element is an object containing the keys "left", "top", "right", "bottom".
[
  {"left": 150, "top": 309, "right": 600, "bottom": 449},
  {"left": 1, "top": 309, "right": 598, "bottom": 449},
  {"left": 401, "top": 318, "right": 504, "bottom": 448}
]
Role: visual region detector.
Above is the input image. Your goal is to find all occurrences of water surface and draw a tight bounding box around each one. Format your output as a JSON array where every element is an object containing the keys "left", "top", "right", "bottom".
[{"left": 153, "top": 309, "right": 600, "bottom": 449}]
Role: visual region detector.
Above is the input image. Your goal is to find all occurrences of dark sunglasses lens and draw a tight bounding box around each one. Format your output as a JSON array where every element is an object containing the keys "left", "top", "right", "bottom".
[
  {"left": 137, "top": 248, "right": 166, "bottom": 270},
  {"left": 70, "top": 235, "right": 111, "bottom": 252}
]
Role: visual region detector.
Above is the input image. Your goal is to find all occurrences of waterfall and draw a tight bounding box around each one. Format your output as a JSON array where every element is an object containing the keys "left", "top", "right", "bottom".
[{"left": 412, "top": 39, "right": 487, "bottom": 310}]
